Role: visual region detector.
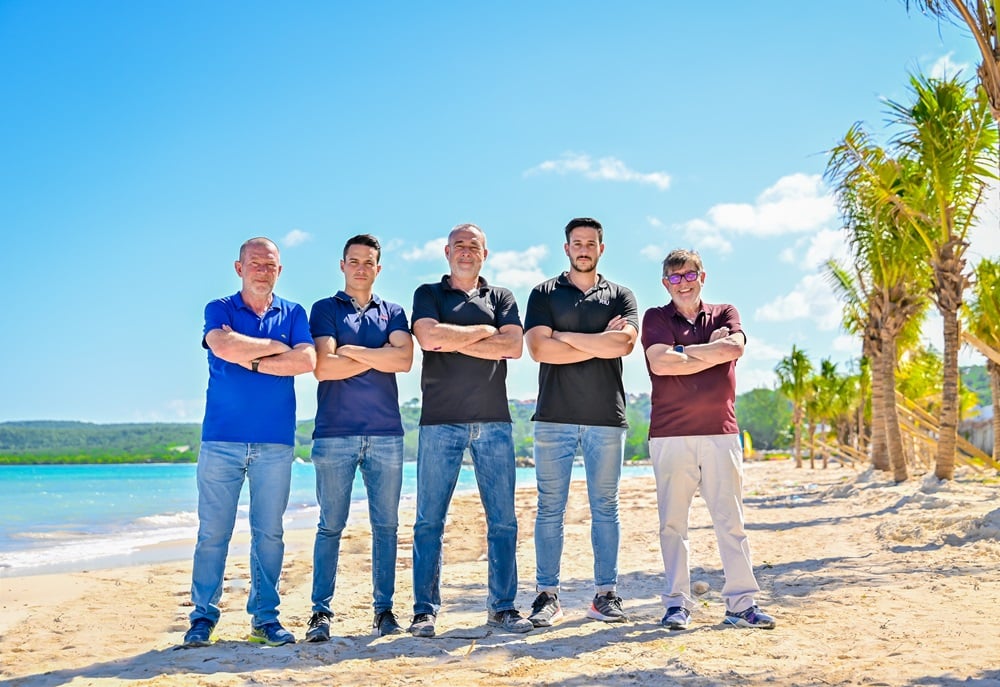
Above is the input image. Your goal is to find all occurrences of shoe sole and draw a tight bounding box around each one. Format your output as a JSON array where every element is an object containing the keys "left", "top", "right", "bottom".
[
  {"left": 248, "top": 635, "right": 296, "bottom": 646},
  {"left": 723, "top": 617, "right": 775, "bottom": 629},
  {"left": 528, "top": 608, "right": 564, "bottom": 627},
  {"left": 304, "top": 632, "right": 330, "bottom": 643},
  {"left": 181, "top": 637, "right": 214, "bottom": 648},
  {"left": 586, "top": 607, "right": 628, "bottom": 623},
  {"left": 409, "top": 626, "right": 435, "bottom": 638},
  {"left": 373, "top": 626, "right": 404, "bottom": 637},
  {"left": 663, "top": 621, "right": 689, "bottom": 630},
  {"left": 487, "top": 620, "right": 533, "bottom": 633}
]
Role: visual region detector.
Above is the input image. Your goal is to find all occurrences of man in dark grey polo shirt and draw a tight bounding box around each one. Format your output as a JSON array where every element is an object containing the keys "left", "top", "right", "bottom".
[
  {"left": 408, "top": 223, "right": 533, "bottom": 637},
  {"left": 523, "top": 217, "right": 639, "bottom": 627}
]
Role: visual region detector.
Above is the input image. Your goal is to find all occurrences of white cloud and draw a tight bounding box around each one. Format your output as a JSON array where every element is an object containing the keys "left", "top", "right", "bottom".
[
  {"left": 832, "top": 334, "right": 859, "bottom": 355},
  {"left": 706, "top": 173, "right": 836, "bottom": 237},
  {"left": 736, "top": 366, "right": 780, "bottom": 394},
  {"left": 740, "top": 337, "right": 786, "bottom": 363},
  {"left": 525, "top": 152, "right": 672, "bottom": 190},
  {"left": 402, "top": 237, "right": 448, "bottom": 261},
  {"left": 755, "top": 272, "right": 843, "bottom": 331},
  {"left": 283, "top": 229, "right": 311, "bottom": 247},
  {"left": 640, "top": 244, "right": 666, "bottom": 261},
  {"left": 929, "top": 51, "right": 970, "bottom": 80},
  {"left": 803, "top": 227, "right": 850, "bottom": 268},
  {"left": 968, "top": 181, "right": 1000, "bottom": 265},
  {"left": 486, "top": 245, "right": 549, "bottom": 288}
]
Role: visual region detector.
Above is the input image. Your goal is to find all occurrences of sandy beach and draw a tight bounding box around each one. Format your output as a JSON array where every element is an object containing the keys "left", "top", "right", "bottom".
[{"left": 2, "top": 458, "right": 999, "bottom": 687}]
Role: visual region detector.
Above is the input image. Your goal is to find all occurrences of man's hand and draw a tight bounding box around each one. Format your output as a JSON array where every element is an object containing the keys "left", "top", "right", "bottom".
[{"left": 708, "top": 326, "right": 730, "bottom": 343}]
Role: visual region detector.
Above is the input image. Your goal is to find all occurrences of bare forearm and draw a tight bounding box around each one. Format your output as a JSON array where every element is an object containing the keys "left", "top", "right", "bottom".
[
  {"left": 554, "top": 330, "right": 635, "bottom": 359},
  {"left": 648, "top": 348, "right": 718, "bottom": 376},
  {"left": 526, "top": 335, "right": 594, "bottom": 364},
  {"left": 315, "top": 353, "right": 371, "bottom": 380},
  {"left": 460, "top": 330, "right": 523, "bottom": 360},
  {"left": 414, "top": 321, "right": 495, "bottom": 352},
  {"left": 337, "top": 344, "right": 413, "bottom": 373},
  {"left": 684, "top": 335, "right": 744, "bottom": 365},
  {"left": 206, "top": 328, "right": 291, "bottom": 364},
  {"left": 253, "top": 345, "right": 316, "bottom": 377}
]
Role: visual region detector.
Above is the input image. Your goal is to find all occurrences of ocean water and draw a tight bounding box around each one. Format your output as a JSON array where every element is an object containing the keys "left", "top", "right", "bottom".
[{"left": 0, "top": 461, "right": 652, "bottom": 576}]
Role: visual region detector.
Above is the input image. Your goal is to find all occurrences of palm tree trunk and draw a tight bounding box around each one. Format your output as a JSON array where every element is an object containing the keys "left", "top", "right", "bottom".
[
  {"left": 792, "top": 406, "right": 803, "bottom": 469},
  {"left": 935, "top": 307, "right": 962, "bottom": 480},
  {"left": 990, "top": 360, "right": 1000, "bottom": 462},
  {"left": 869, "top": 352, "right": 890, "bottom": 471},
  {"left": 881, "top": 336, "right": 909, "bottom": 482}
]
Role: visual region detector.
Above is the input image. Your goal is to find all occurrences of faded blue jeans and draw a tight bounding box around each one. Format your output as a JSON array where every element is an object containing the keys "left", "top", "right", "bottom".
[
  {"left": 310, "top": 435, "right": 404, "bottom": 615},
  {"left": 189, "top": 441, "right": 293, "bottom": 628},
  {"left": 533, "top": 421, "right": 625, "bottom": 594},
  {"left": 412, "top": 422, "right": 519, "bottom": 616}
]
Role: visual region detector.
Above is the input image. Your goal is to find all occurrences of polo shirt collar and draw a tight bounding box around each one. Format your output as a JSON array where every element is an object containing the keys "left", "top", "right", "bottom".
[
  {"left": 441, "top": 274, "right": 489, "bottom": 293},
  {"left": 556, "top": 271, "right": 608, "bottom": 294},
  {"left": 664, "top": 300, "right": 708, "bottom": 321},
  {"left": 234, "top": 291, "right": 280, "bottom": 313},
  {"left": 334, "top": 289, "right": 383, "bottom": 311}
]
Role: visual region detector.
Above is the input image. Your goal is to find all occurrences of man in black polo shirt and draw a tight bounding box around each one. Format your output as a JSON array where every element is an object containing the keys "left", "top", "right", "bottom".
[
  {"left": 523, "top": 217, "right": 639, "bottom": 627},
  {"left": 408, "top": 223, "right": 533, "bottom": 637}
]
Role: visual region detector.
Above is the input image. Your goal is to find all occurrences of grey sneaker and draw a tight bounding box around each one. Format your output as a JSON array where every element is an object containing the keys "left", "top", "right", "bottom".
[
  {"left": 586, "top": 591, "right": 628, "bottom": 623},
  {"left": 528, "top": 591, "right": 564, "bottom": 627},
  {"left": 409, "top": 613, "right": 436, "bottom": 638},
  {"left": 373, "top": 609, "right": 404, "bottom": 636},
  {"left": 487, "top": 608, "right": 533, "bottom": 633},
  {"left": 723, "top": 605, "right": 775, "bottom": 629},
  {"left": 305, "top": 611, "right": 332, "bottom": 643},
  {"left": 182, "top": 618, "right": 215, "bottom": 647},
  {"left": 661, "top": 606, "right": 690, "bottom": 630}
]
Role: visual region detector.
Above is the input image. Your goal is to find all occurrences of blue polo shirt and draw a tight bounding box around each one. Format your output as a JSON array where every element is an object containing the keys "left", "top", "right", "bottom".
[
  {"left": 201, "top": 291, "right": 313, "bottom": 445},
  {"left": 310, "top": 291, "right": 410, "bottom": 438}
]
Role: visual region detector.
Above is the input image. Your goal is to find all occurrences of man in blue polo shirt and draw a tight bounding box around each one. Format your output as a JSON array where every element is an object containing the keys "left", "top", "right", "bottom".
[
  {"left": 182, "top": 237, "right": 316, "bottom": 649},
  {"left": 303, "top": 234, "right": 414, "bottom": 642},
  {"left": 408, "top": 223, "right": 533, "bottom": 637},
  {"left": 524, "top": 217, "right": 639, "bottom": 628}
]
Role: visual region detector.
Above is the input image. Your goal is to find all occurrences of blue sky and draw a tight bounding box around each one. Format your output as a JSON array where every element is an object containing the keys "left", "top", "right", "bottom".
[{"left": 2, "top": 1, "right": 997, "bottom": 424}]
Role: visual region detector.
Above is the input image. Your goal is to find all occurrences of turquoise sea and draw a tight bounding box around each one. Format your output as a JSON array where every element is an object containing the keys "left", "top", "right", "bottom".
[{"left": 0, "top": 461, "right": 652, "bottom": 577}]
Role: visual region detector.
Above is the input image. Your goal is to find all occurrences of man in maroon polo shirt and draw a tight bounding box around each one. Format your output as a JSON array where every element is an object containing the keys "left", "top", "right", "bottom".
[{"left": 641, "top": 248, "right": 776, "bottom": 631}]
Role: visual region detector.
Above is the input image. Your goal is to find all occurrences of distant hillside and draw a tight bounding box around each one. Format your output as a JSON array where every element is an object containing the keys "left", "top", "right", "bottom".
[
  {"left": 0, "top": 421, "right": 202, "bottom": 464},
  {"left": 961, "top": 365, "right": 992, "bottom": 407}
]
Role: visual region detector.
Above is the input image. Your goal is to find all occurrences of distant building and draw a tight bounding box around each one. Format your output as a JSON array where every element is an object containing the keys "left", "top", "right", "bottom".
[{"left": 960, "top": 405, "right": 995, "bottom": 457}]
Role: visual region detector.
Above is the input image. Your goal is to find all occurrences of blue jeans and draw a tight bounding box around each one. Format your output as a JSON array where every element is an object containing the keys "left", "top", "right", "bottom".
[
  {"left": 412, "top": 422, "right": 519, "bottom": 616},
  {"left": 310, "top": 435, "right": 404, "bottom": 615},
  {"left": 533, "top": 421, "right": 625, "bottom": 593},
  {"left": 189, "top": 441, "right": 293, "bottom": 628}
]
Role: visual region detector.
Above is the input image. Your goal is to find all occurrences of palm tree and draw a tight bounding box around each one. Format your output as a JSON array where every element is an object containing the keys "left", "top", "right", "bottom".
[
  {"left": 827, "top": 128, "right": 932, "bottom": 481},
  {"left": 806, "top": 359, "right": 855, "bottom": 469},
  {"left": 905, "top": 1, "right": 1000, "bottom": 123},
  {"left": 965, "top": 257, "right": 1000, "bottom": 460},
  {"left": 776, "top": 346, "right": 813, "bottom": 469}
]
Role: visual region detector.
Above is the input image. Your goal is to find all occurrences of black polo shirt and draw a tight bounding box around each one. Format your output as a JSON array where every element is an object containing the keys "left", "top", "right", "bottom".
[
  {"left": 411, "top": 275, "right": 522, "bottom": 426},
  {"left": 524, "top": 273, "right": 639, "bottom": 427}
]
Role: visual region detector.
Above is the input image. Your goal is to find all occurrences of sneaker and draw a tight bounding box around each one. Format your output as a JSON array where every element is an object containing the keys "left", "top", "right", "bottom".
[
  {"left": 182, "top": 618, "right": 215, "bottom": 647},
  {"left": 408, "top": 613, "right": 436, "bottom": 638},
  {"left": 248, "top": 621, "right": 296, "bottom": 646},
  {"left": 305, "top": 611, "right": 332, "bottom": 643},
  {"left": 661, "top": 606, "right": 691, "bottom": 630},
  {"left": 528, "top": 591, "right": 564, "bottom": 627},
  {"left": 723, "top": 605, "right": 776, "bottom": 629},
  {"left": 373, "top": 609, "right": 404, "bottom": 637},
  {"left": 586, "top": 591, "right": 628, "bottom": 623},
  {"left": 487, "top": 608, "right": 533, "bottom": 633}
]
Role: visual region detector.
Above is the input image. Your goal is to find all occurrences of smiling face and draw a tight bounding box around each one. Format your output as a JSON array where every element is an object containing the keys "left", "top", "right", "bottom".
[
  {"left": 664, "top": 260, "right": 705, "bottom": 312},
  {"left": 564, "top": 225, "right": 604, "bottom": 274},
  {"left": 235, "top": 239, "right": 282, "bottom": 299},
  {"left": 445, "top": 224, "right": 487, "bottom": 282}
]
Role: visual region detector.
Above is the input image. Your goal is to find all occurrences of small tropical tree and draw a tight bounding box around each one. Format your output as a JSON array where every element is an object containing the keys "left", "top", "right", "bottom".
[
  {"left": 776, "top": 346, "right": 813, "bottom": 468},
  {"left": 965, "top": 257, "right": 1000, "bottom": 459}
]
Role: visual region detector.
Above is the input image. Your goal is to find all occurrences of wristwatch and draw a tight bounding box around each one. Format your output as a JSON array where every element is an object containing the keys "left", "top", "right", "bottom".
[
  {"left": 251, "top": 358, "right": 261, "bottom": 373},
  {"left": 673, "top": 345, "right": 684, "bottom": 353}
]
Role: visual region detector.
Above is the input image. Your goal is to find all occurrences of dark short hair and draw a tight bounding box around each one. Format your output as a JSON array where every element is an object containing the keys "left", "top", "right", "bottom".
[
  {"left": 238, "top": 237, "right": 279, "bottom": 262},
  {"left": 343, "top": 233, "right": 381, "bottom": 262},
  {"left": 662, "top": 249, "right": 703, "bottom": 277},
  {"left": 564, "top": 217, "right": 603, "bottom": 243}
]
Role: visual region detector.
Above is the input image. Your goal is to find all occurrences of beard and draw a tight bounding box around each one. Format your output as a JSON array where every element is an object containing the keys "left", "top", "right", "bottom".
[{"left": 571, "top": 257, "right": 597, "bottom": 273}]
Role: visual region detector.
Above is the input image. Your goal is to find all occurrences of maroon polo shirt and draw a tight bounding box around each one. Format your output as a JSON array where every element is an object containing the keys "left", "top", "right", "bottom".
[{"left": 641, "top": 301, "right": 743, "bottom": 438}]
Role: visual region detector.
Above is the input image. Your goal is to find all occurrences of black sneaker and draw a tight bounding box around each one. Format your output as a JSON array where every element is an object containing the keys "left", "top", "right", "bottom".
[
  {"left": 486, "top": 608, "right": 533, "bottom": 633},
  {"left": 182, "top": 618, "right": 215, "bottom": 647},
  {"left": 528, "top": 591, "right": 564, "bottom": 627},
  {"left": 305, "top": 611, "right": 332, "bottom": 643},
  {"left": 373, "top": 609, "right": 404, "bottom": 636},
  {"left": 586, "top": 591, "right": 628, "bottom": 623},
  {"left": 409, "top": 613, "right": 436, "bottom": 638}
]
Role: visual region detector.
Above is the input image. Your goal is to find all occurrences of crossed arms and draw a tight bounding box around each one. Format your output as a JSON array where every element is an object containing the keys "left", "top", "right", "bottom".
[
  {"left": 411, "top": 319, "right": 523, "bottom": 361},
  {"left": 314, "top": 330, "right": 414, "bottom": 381},
  {"left": 525, "top": 315, "right": 637, "bottom": 365},
  {"left": 645, "top": 326, "right": 745, "bottom": 376},
  {"left": 205, "top": 325, "right": 316, "bottom": 376}
]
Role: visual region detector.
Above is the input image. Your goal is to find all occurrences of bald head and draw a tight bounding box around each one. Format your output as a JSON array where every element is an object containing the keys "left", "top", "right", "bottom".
[{"left": 239, "top": 237, "right": 280, "bottom": 263}]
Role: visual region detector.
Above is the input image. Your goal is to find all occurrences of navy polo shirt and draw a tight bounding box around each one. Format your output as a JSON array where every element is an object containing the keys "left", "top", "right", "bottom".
[
  {"left": 411, "top": 276, "right": 522, "bottom": 426},
  {"left": 201, "top": 292, "right": 313, "bottom": 445},
  {"left": 524, "top": 273, "right": 639, "bottom": 428},
  {"left": 310, "top": 291, "right": 409, "bottom": 438}
]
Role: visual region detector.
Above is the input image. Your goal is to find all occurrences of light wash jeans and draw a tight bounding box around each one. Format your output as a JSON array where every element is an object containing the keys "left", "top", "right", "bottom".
[
  {"left": 412, "top": 422, "right": 519, "bottom": 616},
  {"left": 533, "top": 421, "right": 625, "bottom": 594},
  {"left": 189, "top": 441, "right": 293, "bottom": 628},
  {"left": 310, "top": 435, "right": 404, "bottom": 615},
  {"left": 649, "top": 434, "right": 760, "bottom": 613}
]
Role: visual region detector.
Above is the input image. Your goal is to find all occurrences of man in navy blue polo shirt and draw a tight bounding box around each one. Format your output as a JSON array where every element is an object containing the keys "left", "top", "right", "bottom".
[
  {"left": 183, "top": 237, "right": 316, "bottom": 649},
  {"left": 303, "top": 234, "right": 414, "bottom": 642},
  {"left": 408, "top": 223, "right": 533, "bottom": 637},
  {"left": 524, "top": 217, "right": 639, "bottom": 628}
]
